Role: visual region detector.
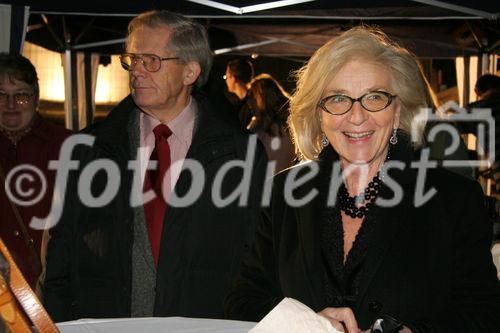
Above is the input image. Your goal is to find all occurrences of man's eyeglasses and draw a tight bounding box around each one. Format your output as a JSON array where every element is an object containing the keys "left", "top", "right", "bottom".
[
  {"left": 0, "top": 92, "right": 34, "bottom": 106},
  {"left": 120, "top": 53, "right": 179, "bottom": 73},
  {"left": 318, "top": 91, "right": 396, "bottom": 115}
]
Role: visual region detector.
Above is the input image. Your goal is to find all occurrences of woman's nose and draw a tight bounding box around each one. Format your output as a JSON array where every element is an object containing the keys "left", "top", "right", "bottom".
[{"left": 346, "top": 101, "right": 368, "bottom": 125}]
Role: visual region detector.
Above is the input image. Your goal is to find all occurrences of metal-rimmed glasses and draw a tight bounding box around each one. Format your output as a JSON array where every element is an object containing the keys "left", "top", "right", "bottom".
[
  {"left": 119, "top": 53, "right": 179, "bottom": 73},
  {"left": 0, "top": 92, "right": 35, "bottom": 106},
  {"left": 318, "top": 91, "right": 396, "bottom": 115}
]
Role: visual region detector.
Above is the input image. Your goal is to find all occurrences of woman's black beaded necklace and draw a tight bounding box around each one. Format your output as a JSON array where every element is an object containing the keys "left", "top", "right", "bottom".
[
  {"left": 338, "top": 173, "right": 382, "bottom": 219},
  {"left": 337, "top": 142, "right": 393, "bottom": 219}
]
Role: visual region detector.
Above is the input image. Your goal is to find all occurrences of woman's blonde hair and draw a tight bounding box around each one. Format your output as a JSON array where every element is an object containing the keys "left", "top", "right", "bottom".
[{"left": 289, "top": 25, "right": 432, "bottom": 160}]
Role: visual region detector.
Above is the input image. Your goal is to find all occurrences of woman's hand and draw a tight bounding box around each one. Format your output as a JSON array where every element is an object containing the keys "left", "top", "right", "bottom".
[{"left": 318, "top": 307, "right": 360, "bottom": 333}]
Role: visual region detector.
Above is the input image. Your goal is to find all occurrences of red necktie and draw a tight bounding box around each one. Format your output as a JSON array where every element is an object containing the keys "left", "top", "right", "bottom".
[{"left": 144, "top": 124, "right": 172, "bottom": 267}]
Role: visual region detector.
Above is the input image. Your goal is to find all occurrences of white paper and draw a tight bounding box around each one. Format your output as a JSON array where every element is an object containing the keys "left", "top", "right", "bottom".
[{"left": 249, "top": 298, "right": 341, "bottom": 333}]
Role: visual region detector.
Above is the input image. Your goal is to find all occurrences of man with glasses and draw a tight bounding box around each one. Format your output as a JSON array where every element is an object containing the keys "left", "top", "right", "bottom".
[
  {"left": 42, "top": 10, "right": 267, "bottom": 322},
  {"left": 0, "top": 53, "right": 71, "bottom": 291}
]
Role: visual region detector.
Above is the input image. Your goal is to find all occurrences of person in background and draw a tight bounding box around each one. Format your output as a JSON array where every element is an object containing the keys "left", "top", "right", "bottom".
[
  {"left": 0, "top": 53, "right": 71, "bottom": 290},
  {"left": 468, "top": 74, "right": 500, "bottom": 193},
  {"left": 225, "top": 26, "right": 500, "bottom": 332},
  {"left": 422, "top": 88, "right": 475, "bottom": 180},
  {"left": 474, "top": 74, "right": 500, "bottom": 101},
  {"left": 42, "top": 10, "right": 267, "bottom": 322},
  {"left": 224, "top": 58, "right": 254, "bottom": 127},
  {"left": 245, "top": 73, "right": 295, "bottom": 173}
]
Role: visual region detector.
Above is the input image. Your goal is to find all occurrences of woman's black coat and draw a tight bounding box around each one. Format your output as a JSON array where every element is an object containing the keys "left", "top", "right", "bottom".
[{"left": 225, "top": 141, "right": 500, "bottom": 332}]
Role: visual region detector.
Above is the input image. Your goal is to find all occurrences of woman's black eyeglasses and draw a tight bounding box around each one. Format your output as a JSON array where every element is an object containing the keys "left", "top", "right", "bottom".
[
  {"left": 318, "top": 91, "right": 396, "bottom": 115},
  {"left": 0, "top": 92, "right": 34, "bottom": 106}
]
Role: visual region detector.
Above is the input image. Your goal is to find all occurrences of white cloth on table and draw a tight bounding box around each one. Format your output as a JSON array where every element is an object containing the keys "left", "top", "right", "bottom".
[{"left": 57, "top": 317, "right": 256, "bottom": 333}]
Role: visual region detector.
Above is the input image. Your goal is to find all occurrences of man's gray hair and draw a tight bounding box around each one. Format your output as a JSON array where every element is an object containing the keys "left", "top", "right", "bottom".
[{"left": 127, "top": 10, "right": 213, "bottom": 88}]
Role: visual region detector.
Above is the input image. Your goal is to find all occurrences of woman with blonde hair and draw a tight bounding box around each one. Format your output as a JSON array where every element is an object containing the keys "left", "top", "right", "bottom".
[{"left": 225, "top": 26, "right": 500, "bottom": 332}]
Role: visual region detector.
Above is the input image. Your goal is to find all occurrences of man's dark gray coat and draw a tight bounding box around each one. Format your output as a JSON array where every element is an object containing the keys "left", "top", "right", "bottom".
[{"left": 42, "top": 94, "right": 268, "bottom": 321}]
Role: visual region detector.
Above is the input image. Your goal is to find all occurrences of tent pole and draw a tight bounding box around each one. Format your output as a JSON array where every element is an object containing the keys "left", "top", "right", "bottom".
[
  {"left": 410, "top": 0, "right": 496, "bottom": 19},
  {"left": 186, "top": 0, "right": 315, "bottom": 15},
  {"left": 64, "top": 49, "right": 73, "bottom": 130},
  {"left": 41, "top": 14, "right": 63, "bottom": 49},
  {"left": 72, "top": 38, "right": 125, "bottom": 50},
  {"left": 481, "top": 53, "right": 489, "bottom": 76}
]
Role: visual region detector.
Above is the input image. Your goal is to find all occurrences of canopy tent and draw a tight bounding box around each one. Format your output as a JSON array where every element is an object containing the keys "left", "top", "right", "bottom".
[
  {"left": 1, "top": 0, "right": 499, "bottom": 129},
  {"left": 9, "top": 0, "right": 500, "bottom": 58}
]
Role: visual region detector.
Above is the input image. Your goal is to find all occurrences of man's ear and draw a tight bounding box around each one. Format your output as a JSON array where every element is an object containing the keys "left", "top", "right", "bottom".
[{"left": 183, "top": 61, "right": 201, "bottom": 86}]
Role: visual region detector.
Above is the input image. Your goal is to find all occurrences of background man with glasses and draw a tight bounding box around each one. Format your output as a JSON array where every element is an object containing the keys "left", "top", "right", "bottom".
[
  {"left": 0, "top": 53, "right": 71, "bottom": 291},
  {"left": 42, "top": 10, "right": 267, "bottom": 321}
]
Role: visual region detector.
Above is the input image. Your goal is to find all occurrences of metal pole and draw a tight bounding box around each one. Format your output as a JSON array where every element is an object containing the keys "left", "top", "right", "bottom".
[
  {"left": 64, "top": 49, "right": 73, "bottom": 130},
  {"left": 410, "top": 0, "right": 497, "bottom": 19}
]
